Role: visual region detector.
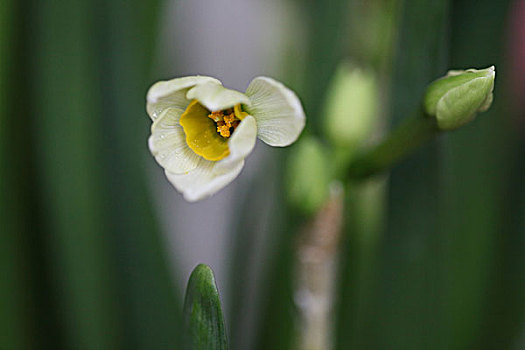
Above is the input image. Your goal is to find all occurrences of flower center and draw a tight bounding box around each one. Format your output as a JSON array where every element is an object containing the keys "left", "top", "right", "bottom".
[
  {"left": 179, "top": 101, "right": 248, "bottom": 161},
  {"left": 208, "top": 108, "right": 240, "bottom": 138}
]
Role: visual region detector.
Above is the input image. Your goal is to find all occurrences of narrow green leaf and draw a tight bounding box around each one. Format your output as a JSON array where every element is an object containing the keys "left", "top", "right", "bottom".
[
  {"left": 443, "top": 1, "right": 514, "bottom": 349},
  {"left": 227, "top": 150, "right": 283, "bottom": 350},
  {"left": 97, "top": 0, "right": 182, "bottom": 347},
  {"left": 0, "top": 1, "right": 37, "bottom": 348},
  {"left": 32, "top": 1, "right": 124, "bottom": 348},
  {"left": 254, "top": 155, "right": 298, "bottom": 350},
  {"left": 367, "top": 1, "right": 450, "bottom": 349},
  {"left": 184, "top": 264, "right": 228, "bottom": 350},
  {"left": 335, "top": 178, "right": 387, "bottom": 350}
]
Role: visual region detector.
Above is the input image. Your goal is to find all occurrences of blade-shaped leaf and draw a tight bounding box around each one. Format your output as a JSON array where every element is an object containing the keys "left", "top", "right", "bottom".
[{"left": 183, "top": 264, "right": 228, "bottom": 350}]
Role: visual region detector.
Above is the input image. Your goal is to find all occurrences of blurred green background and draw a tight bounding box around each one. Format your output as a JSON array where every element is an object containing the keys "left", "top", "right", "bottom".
[{"left": 1, "top": 0, "right": 524, "bottom": 349}]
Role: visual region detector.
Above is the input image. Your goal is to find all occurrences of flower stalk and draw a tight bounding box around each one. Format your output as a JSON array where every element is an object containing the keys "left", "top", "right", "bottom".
[{"left": 346, "top": 110, "right": 438, "bottom": 179}]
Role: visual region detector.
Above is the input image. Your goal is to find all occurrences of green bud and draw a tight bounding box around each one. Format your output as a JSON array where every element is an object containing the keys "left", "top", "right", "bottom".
[
  {"left": 423, "top": 66, "right": 495, "bottom": 130},
  {"left": 323, "top": 62, "right": 379, "bottom": 148},
  {"left": 286, "top": 137, "right": 330, "bottom": 215}
]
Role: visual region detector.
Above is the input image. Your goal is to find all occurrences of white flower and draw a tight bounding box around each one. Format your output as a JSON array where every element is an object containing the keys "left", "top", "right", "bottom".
[{"left": 146, "top": 76, "right": 306, "bottom": 202}]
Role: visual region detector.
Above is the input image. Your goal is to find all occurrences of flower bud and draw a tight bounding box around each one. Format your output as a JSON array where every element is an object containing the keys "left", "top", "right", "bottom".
[
  {"left": 323, "top": 62, "right": 379, "bottom": 148},
  {"left": 423, "top": 66, "right": 495, "bottom": 130},
  {"left": 286, "top": 137, "right": 330, "bottom": 214}
]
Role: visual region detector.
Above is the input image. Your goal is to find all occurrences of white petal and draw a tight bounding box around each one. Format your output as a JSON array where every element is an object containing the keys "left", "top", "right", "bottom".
[
  {"left": 165, "top": 160, "right": 245, "bottom": 202},
  {"left": 186, "top": 82, "right": 252, "bottom": 112},
  {"left": 215, "top": 115, "right": 257, "bottom": 172},
  {"left": 146, "top": 76, "right": 221, "bottom": 120},
  {"left": 245, "top": 77, "right": 305, "bottom": 147},
  {"left": 149, "top": 108, "right": 201, "bottom": 174}
]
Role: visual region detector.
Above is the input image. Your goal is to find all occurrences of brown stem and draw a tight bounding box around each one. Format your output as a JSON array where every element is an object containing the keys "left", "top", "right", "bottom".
[{"left": 294, "top": 184, "right": 345, "bottom": 350}]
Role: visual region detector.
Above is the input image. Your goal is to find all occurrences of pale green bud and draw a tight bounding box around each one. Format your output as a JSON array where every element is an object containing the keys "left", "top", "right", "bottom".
[
  {"left": 423, "top": 66, "right": 495, "bottom": 130},
  {"left": 286, "top": 137, "right": 330, "bottom": 214},
  {"left": 324, "top": 62, "right": 379, "bottom": 148}
]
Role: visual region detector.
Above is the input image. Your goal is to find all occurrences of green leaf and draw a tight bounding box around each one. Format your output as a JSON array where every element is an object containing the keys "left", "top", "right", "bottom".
[
  {"left": 99, "top": 1, "right": 182, "bottom": 347},
  {"left": 183, "top": 264, "right": 228, "bottom": 350},
  {"left": 32, "top": 1, "right": 124, "bottom": 348},
  {"left": 0, "top": 1, "right": 38, "bottom": 348},
  {"left": 442, "top": 1, "right": 514, "bottom": 348},
  {"left": 352, "top": 1, "right": 450, "bottom": 349}
]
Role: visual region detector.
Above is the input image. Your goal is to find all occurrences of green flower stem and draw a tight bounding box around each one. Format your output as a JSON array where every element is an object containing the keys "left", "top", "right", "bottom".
[{"left": 347, "top": 110, "right": 439, "bottom": 179}]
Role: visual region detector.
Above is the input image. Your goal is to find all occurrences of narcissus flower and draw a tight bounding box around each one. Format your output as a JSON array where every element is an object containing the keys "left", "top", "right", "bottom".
[{"left": 147, "top": 76, "right": 305, "bottom": 201}]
